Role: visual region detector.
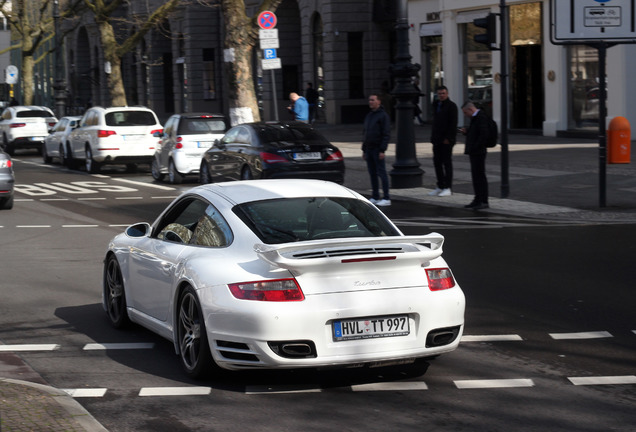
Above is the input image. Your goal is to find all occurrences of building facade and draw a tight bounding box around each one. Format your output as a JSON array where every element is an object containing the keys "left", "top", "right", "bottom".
[{"left": 409, "top": 0, "right": 636, "bottom": 137}]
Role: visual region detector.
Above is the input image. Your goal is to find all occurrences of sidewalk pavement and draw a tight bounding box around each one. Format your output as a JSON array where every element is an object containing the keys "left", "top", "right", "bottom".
[
  {"left": 2, "top": 121, "right": 635, "bottom": 432},
  {"left": 316, "top": 122, "right": 636, "bottom": 223}
]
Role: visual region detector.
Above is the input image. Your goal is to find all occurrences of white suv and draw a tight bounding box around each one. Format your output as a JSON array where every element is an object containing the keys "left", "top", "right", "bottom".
[
  {"left": 0, "top": 106, "right": 57, "bottom": 155},
  {"left": 67, "top": 106, "right": 163, "bottom": 173}
]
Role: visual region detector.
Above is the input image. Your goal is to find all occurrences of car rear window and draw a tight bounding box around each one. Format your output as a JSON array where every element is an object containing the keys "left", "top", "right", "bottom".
[
  {"left": 257, "top": 125, "right": 329, "bottom": 146},
  {"left": 105, "top": 111, "right": 157, "bottom": 126},
  {"left": 16, "top": 110, "right": 53, "bottom": 118},
  {"left": 233, "top": 197, "right": 399, "bottom": 244},
  {"left": 178, "top": 118, "right": 227, "bottom": 135}
]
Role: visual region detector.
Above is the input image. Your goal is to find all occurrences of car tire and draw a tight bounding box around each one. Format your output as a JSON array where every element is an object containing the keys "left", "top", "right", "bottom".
[
  {"left": 42, "top": 144, "right": 52, "bottom": 164},
  {"left": 0, "top": 195, "right": 13, "bottom": 210},
  {"left": 85, "top": 146, "right": 101, "bottom": 173},
  {"left": 199, "top": 161, "right": 211, "bottom": 184},
  {"left": 125, "top": 164, "right": 138, "bottom": 173},
  {"left": 103, "top": 255, "right": 131, "bottom": 329},
  {"left": 151, "top": 158, "right": 165, "bottom": 182},
  {"left": 168, "top": 159, "right": 183, "bottom": 184},
  {"left": 241, "top": 166, "right": 253, "bottom": 180},
  {"left": 177, "top": 286, "right": 217, "bottom": 378},
  {"left": 58, "top": 144, "right": 65, "bottom": 165}
]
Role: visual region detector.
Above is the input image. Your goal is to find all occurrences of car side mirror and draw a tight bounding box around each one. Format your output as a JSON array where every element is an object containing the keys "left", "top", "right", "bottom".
[
  {"left": 214, "top": 139, "right": 224, "bottom": 149},
  {"left": 125, "top": 222, "right": 151, "bottom": 238}
]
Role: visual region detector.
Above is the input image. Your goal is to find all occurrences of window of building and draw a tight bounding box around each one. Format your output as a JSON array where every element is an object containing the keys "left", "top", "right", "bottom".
[
  {"left": 568, "top": 45, "right": 599, "bottom": 130},
  {"left": 348, "top": 32, "right": 364, "bottom": 99},
  {"left": 464, "top": 20, "right": 493, "bottom": 119},
  {"left": 203, "top": 48, "right": 216, "bottom": 100}
]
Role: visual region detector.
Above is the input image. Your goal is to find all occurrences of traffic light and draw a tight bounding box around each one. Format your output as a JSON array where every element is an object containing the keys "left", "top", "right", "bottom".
[{"left": 473, "top": 13, "right": 498, "bottom": 50}]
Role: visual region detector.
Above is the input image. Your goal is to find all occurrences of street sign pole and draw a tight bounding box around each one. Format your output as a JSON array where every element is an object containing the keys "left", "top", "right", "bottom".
[{"left": 258, "top": 11, "right": 281, "bottom": 122}]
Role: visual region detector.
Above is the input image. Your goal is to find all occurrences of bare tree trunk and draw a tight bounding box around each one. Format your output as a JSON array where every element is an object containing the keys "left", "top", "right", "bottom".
[
  {"left": 98, "top": 21, "right": 127, "bottom": 106},
  {"left": 21, "top": 54, "right": 34, "bottom": 105}
]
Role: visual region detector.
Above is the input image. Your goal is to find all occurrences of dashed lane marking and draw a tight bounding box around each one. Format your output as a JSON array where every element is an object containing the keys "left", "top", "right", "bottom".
[
  {"left": 454, "top": 378, "right": 535, "bottom": 389},
  {"left": 99, "top": 176, "right": 177, "bottom": 191},
  {"left": 351, "top": 382, "right": 428, "bottom": 392},
  {"left": 0, "top": 344, "right": 60, "bottom": 351},
  {"left": 62, "top": 388, "right": 108, "bottom": 398},
  {"left": 62, "top": 224, "right": 99, "bottom": 228},
  {"left": 568, "top": 375, "right": 636, "bottom": 386},
  {"left": 83, "top": 343, "right": 155, "bottom": 350},
  {"left": 139, "top": 387, "right": 212, "bottom": 397},
  {"left": 461, "top": 335, "right": 523, "bottom": 342},
  {"left": 549, "top": 331, "right": 613, "bottom": 340}
]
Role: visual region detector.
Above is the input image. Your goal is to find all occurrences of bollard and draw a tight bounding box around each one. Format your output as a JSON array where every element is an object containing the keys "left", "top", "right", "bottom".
[{"left": 607, "top": 116, "right": 631, "bottom": 164}]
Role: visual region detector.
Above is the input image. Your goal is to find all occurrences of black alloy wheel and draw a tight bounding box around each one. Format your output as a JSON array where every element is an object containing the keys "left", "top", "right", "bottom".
[
  {"left": 104, "top": 255, "right": 130, "bottom": 328},
  {"left": 177, "top": 286, "right": 216, "bottom": 378}
]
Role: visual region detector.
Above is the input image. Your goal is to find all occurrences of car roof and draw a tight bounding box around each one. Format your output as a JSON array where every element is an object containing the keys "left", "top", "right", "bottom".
[
  {"left": 90, "top": 106, "right": 156, "bottom": 113},
  {"left": 10, "top": 105, "right": 54, "bottom": 112},
  {"left": 177, "top": 113, "right": 226, "bottom": 119},
  {"left": 191, "top": 179, "right": 361, "bottom": 205}
]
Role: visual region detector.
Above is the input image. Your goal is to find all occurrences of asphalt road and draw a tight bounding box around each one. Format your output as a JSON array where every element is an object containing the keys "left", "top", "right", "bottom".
[{"left": 1, "top": 154, "right": 634, "bottom": 431}]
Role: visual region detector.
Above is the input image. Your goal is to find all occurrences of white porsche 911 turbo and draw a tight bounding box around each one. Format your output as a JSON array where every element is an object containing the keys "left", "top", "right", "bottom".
[{"left": 103, "top": 179, "right": 465, "bottom": 378}]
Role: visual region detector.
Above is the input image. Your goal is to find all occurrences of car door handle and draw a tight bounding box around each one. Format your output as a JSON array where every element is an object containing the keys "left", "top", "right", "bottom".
[{"left": 160, "top": 262, "right": 174, "bottom": 273}]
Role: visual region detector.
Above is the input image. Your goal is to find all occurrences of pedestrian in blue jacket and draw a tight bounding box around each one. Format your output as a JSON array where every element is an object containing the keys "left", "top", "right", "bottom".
[{"left": 288, "top": 92, "right": 309, "bottom": 122}]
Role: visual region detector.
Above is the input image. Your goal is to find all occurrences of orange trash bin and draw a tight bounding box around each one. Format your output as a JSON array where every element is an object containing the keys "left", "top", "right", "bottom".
[{"left": 607, "top": 116, "right": 631, "bottom": 164}]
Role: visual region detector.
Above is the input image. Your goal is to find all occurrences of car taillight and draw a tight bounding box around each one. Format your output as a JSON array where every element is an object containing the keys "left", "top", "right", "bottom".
[
  {"left": 97, "top": 130, "right": 116, "bottom": 138},
  {"left": 150, "top": 129, "right": 163, "bottom": 135},
  {"left": 10, "top": 123, "right": 26, "bottom": 128},
  {"left": 426, "top": 268, "right": 456, "bottom": 291},
  {"left": 0, "top": 159, "right": 11, "bottom": 168},
  {"left": 175, "top": 137, "right": 183, "bottom": 149},
  {"left": 260, "top": 152, "right": 288, "bottom": 163},
  {"left": 326, "top": 150, "right": 344, "bottom": 161},
  {"left": 228, "top": 278, "right": 304, "bottom": 302},
  {"left": 48, "top": 122, "right": 57, "bottom": 127}
]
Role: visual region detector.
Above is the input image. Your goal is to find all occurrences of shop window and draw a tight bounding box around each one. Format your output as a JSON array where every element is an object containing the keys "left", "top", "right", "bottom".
[
  {"left": 203, "top": 48, "right": 216, "bottom": 100},
  {"left": 569, "top": 45, "right": 599, "bottom": 129}
]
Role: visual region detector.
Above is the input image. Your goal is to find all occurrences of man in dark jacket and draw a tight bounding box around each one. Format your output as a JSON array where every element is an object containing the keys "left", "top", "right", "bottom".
[
  {"left": 362, "top": 94, "right": 391, "bottom": 206},
  {"left": 429, "top": 86, "right": 458, "bottom": 197},
  {"left": 460, "top": 101, "right": 490, "bottom": 209}
]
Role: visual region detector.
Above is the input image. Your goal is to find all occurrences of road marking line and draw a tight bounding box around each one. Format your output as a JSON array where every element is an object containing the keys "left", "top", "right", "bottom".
[
  {"left": 108, "top": 224, "right": 132, "bottom": 227},
  {"left": 461, "top": 335, "right": 523, "bottom": 342},
  {"left": 454, "top": 379, "right": 535, "bottom": 389},
  {"left": 139, "top": 387, "right": 212, "bottom": 397},
  {"left": 152, "top": 196, "right": 179, "bottom": 199},
  {"left": 245, "top": 385, "right": 322, "bottom": 394},
  {"left": 78, "top": 197, "right": 107, "bottom": 201},
  {"left": 14, "top": 198, "right": 34, "bottom": 202},
  {"left": 111, "top": 177, "right": 177, "bottom": 191},
  {"left": 62, "top": 388, "right": 108, "bottom": 398},
  {"left": 351, "top": 382, "right": 428, "bottom": 391},
  {"left": 0, "top": 344, "right": 60, "bottom": 351},
  {"left": 549, "top": 331, "right": 612, "bottom": 340},
  {"left": 568, "top": 376, "right": 636, "bottom": 386},
  {"left": 41, "top": 198, "right": 69, "bottom": 201},
  {"left": 62, "top": 225, "right": 99, "bottom": 228},
  {"left": 115, "top": 197, "right": 144, "bottom": 200},
  {"left": 16, "top": 225, "right": 52, "bottom": 228},
  {"left": 83, "top": 343, "right": 155, "bottom": 350}
]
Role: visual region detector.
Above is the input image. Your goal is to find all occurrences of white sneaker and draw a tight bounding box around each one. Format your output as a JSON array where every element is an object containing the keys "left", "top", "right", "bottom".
[
  {"left": 375, "top": 199, "right": 391, "bottom": 206},
  {"left": 428, "top": 188, "right": 442, "bottom": 196},
  {"left": 369, "top": 198, "right": 378, "bottom": 204},
  {"left": 438, "top": 188, "right": 452, "bottom": 197}
]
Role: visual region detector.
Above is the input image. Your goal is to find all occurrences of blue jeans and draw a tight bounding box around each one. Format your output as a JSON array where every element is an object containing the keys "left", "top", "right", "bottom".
[{"left": 365, "top": 149, "right": 390, "bottom": 200}]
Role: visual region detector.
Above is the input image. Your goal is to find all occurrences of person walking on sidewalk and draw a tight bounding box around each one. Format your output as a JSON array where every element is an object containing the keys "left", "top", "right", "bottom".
[
  {"left": 288, "top": 92, "right": 309, "bottom": 123},
  {"left": 460, "top": 101, "right": 490, "bottom": 209},
  {"left": 429, "top": 85, "right": 458, "bottom": 197},
  {"left": 362, "top": 94, "right": 391, "bottom": 206}
]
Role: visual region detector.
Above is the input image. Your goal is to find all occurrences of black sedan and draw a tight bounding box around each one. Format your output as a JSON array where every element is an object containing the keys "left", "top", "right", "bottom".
[{"left": 199, "top": 122, "right": 344, "bottom": 184}]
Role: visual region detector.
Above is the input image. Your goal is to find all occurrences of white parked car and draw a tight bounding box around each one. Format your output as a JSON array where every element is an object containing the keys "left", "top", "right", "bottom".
[
  {"left": 43, "top": 116, "right": 81, "bottom": 164},
  {"left": 103, "top": 179, "right": 465, "bottom": 378},
  {"left": 0, "top": 106, "right": 57, "bottom": 155},
  {"left": 151, "top": 113, "right": 228, "bottom": 184},
  {"left": 66, "top": 106, "right": 163, "bottom": 173}
]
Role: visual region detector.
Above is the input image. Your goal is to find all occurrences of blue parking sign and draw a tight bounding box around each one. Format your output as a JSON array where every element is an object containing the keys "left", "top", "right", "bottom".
[{"left": 264, "top": 48, "right": 277, "bottom": 59}]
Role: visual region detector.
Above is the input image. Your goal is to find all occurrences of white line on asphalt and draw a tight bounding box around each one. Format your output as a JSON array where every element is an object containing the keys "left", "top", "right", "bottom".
[
  {"left": 568, "top": 376, "right": 636, "bottom": 386},
  {"left": 41, "top": 198, "right": 69, "bottom": 201},
  {"left": 62, "top": 225, "right": 99, "bottom": 228},
  {"left": 16, "top": 225, "right": 52, "bottom": 228},
  {"left": 0, "top": 344, "right": 60, "bottom": 351},
  {"left": 109, "top": 177, "right": 177, "bottom": 191},
  {"left": 549, "top": 331, "right": 613, "bottom": 340},
  {"left": 461, "top": 335, "right": 523, "bottom": 342},
  {"left": 245, "top": 385, "right": 322, "bottom": 394},
  {"left": 108, "top": 224, "right": 132, "bottom": 227},
  {"left": 14, "top": 199, "right": 34, "bottom": 202},
  {"left": 115, "top": 197, "right": 144, "bottom": 200},
  {"left": 351, "top": 382, "right": 428, "bottom": 392},
  {"left": 454, "top": 379, "right": 535, "bottom": 389},
  {"left": 152, "top": 196, "right": 179, "bottom": 199},
  {"left": 139, "top": 387, "right": 212, "bottom": 397},
  {"left": 62, "top": 388, "right": 108, "bottom": 398},
  {"left": 78, "top": 197, "right": 107, "bottom": 201},
  {"left": 83, "top": 343, "right": 155, "bottom": 350}
]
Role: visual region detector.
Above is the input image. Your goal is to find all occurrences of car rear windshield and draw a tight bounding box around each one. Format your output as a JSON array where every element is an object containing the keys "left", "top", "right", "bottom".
[
  {"left": 256, "top": 125, "right": 330, "bottom": 146},
  {"left": 105, "top": 111, "right": 157, "bottom": 126},
  {"left": 233, "top": 197, "right": 400, "bottom": 244},
  {"left": 178, "top": 118, "right": 227, "bottom": 135},
  {"left": 16, "top": 110, "right": 52, "bottom": 118}
]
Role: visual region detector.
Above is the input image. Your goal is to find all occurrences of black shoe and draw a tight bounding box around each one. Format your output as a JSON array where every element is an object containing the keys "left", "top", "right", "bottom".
[
  {"left": 464, "top": 201, "right": 479, "bottom": 209},
  {"left": 472, "top": 202, "right": 489, "bottom": 210}
]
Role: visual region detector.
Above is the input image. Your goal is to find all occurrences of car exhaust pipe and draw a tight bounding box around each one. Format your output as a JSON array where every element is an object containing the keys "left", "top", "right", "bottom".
[
  {"left": 281, "top": 343, "right": 313, "bottom": 356},
  {"left": 268, "top": 340, "right": 317, "bottom": 358},
  {"left": 426, "top": 326, "right": 461, "bottom": 347}
]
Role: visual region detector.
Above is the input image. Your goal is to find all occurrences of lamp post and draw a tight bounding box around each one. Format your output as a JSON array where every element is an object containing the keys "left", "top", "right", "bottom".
[
  {"left": 53, "top": 0, "right": 66, "bottom": 118},
  {"left": 389, "top": 0, "right": 423, "bottom": 188}
]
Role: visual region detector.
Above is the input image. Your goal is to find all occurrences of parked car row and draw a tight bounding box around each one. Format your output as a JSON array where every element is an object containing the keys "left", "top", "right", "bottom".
[{"left": 0, "top": 149, "right": 14, "bottom": 210}]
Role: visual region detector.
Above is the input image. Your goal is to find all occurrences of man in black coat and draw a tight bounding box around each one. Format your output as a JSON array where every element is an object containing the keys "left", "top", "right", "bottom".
[
  {"left": 362, "top": 94, "right": 391, "bottom": 206},
  {"left": 429, "top": 86, "right": 458, "bottom": 197},
  {"left": 460, "top": 101, "right": 490, "bottom": 209}
]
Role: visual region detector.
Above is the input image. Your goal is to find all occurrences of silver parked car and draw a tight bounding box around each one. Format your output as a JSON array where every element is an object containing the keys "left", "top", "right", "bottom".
[
  {"left": 0, "top": 149, "right": 15, "bottom": 210},
  {"left": 43, "top": 116, "right": 81, "bottom": 164},
  {"left": 151, "top": 113, "right": 228, "bottom": 184}
]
